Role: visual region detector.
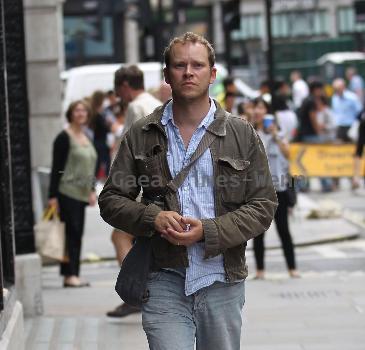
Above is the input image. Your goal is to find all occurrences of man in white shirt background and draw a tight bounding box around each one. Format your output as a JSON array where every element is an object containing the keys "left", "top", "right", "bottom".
[
  {"left": 106, "top": 65, "right": 163, "bottom": 318},
  {"left": 290, "top": 70, "right": 309, "bottom": 111}
]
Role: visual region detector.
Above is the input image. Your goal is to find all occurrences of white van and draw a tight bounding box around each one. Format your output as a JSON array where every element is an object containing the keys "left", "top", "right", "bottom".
[
  {"left": 61, "top": 62, "right": 163, "bottom": 113},
  {"left": 61, "top": 62, "right": 258, "bottom": 113}
]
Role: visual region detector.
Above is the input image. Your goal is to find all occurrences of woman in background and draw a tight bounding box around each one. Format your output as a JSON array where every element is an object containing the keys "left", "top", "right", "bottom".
[
  {"left": 49, "top": 100, "right": 97, "bottom": 287},
  {"left": 272, "top": 95, "right": 298, "bottom": 142},
  {"left": 237, "top": 99, "right": 255, "bottom": 123},
  {"left": 252, "top": 97, "right": 299, "bottom": 279},
  {"left": 89, "top": 90, "right": 111, "bottom": 179},
  {"left": 315, "top": 95, "right": 336, "bottom": 143},
  {"left": 110, "top": 100, "right": 128, "bottom": 158}
]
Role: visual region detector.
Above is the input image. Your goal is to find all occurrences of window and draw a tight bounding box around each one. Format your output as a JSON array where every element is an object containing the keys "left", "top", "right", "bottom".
[
  {"left": 231, "top": 14, "right": 261, "bottom": 67},
  {"left": 232, "top": 10, "right": 328, "bottom": 40},
  {"left": 338, "top": 7, "right": 365, "bottom": 33},
  {"left": 232, "top": 14, "right": 263, "bottom": 40},
  {"left": 64, "top": 16, "right": 114, "bottom": 59},
  {"left": 272, "top": 10, "right": 328, "bottom": 38}
]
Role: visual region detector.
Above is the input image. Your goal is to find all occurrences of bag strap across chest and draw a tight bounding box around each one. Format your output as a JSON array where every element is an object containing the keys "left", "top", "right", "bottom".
[{"left": 166, "top": 131, "right": 217, "bottom": 193}]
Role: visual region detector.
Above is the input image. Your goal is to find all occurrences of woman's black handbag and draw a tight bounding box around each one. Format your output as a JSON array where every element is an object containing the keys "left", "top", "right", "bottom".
[
  {"left": 286, "top": 175, "right": 297, "bottom": 208},
  {"left": 114, "top": 131, "right": 217, "bottom": 307}
]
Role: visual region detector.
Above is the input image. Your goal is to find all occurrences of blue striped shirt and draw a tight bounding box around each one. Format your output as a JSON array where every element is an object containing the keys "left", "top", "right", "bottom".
[{"left": 161, "top": 99, "right": 226, "bottom": 296}]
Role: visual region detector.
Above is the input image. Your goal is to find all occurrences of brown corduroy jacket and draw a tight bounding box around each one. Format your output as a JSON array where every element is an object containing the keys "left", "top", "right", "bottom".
[{"left": 99, "top": 101, "right": 278, "bottom": 281}]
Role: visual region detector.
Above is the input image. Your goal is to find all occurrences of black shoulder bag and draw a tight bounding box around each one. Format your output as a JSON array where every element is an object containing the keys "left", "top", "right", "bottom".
[
  {"left": 286, "top": 174, "right": 297, "bottom": 208},
  {"left": 115, "top": 131, "right": 217, "bottom": 307}
]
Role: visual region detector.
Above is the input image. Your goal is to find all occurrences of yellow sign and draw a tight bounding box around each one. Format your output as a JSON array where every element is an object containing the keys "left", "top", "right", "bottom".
[{"left": 289, "top": 143, "right": 365, "bottom": 177}]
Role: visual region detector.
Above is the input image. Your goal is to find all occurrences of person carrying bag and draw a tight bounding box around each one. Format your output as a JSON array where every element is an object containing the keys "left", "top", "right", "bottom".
[
  {"left": 100, "top": 32, "right": 277, "bottom": 350},
  {"left": 115, "top": 131, "right": 216, "bottom": 307}
]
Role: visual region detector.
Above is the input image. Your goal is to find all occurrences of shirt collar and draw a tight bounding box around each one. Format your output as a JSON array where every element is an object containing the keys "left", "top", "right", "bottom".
[
  {"left": 161, "top": 100, "right": 173, "bottom": 126},
  {"left": 161, "top": 98, "right": 217, "bottom": 129}
]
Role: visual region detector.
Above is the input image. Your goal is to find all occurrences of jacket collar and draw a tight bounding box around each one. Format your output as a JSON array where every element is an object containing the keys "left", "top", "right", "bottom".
[{"left": 142, "top": 99, "right": 229, "bottom": 137}]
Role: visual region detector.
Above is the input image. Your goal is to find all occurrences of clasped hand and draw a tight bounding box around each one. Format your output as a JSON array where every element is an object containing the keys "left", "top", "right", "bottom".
[{"left": 154, "top": 211, "right": 203, "bottom": 246}]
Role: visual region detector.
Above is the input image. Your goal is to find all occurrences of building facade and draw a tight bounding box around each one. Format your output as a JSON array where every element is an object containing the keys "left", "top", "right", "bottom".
[
  {"left": 62, "top": 1, "right": 365, "bottom": 84},
  {"left": 62, "top": 0, "right": 217, "bottom": 67},
  {"left": 230, "top": 0, "right": 365, "bottom": 84}
]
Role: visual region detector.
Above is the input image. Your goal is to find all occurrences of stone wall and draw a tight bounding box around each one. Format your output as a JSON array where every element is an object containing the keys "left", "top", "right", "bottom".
[{"left": 24, "top": 0, "right": 65, "bottom": 169}]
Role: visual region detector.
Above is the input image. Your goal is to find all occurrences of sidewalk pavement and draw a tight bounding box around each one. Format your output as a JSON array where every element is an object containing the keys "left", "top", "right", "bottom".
[
  {"left": 80, "top": 190, "right": 362, "bottom": 262},
  {"left": 25, "top": 262, "right": 365, "bottom": 349},
  {"left": 24, "top": 183, "right": 365, "bottom": 349}
]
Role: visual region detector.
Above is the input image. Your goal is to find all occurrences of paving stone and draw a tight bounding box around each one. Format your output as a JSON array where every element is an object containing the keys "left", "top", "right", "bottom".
[
  {"left": 58, "top": 318, "right": 77, "bottom": 343},
  {"left": 242, "top": 345, "right": 303, "bottom": 350}
]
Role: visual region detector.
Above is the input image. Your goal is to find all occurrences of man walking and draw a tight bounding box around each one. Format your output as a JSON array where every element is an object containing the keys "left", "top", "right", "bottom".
[
  {"left": 346, "top": 67, "right": 364, "bottom": 105},
  {"left": 106, "top": 65, "right": 161, "bottom": 318},
  {"left": 99, "top": 32, "right": 277, "bottom": 349},
  {"left": 290, "top": 70, "right": 309, "bottom": 110},
  {"left": 332, "top": 78, "right": 362, "bottom": 142}
]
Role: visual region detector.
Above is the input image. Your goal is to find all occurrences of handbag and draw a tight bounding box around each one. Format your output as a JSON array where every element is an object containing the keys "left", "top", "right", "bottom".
[
  {"left": 34, "top": 206, "right": 66, "bottom": 261},
  {"left": 347, "top": 119, "right": 360, "bottom": 142},
  {"left": 115, "top": 131, "right": 217, "bottom": 307},
  {"left": 286, "top": 174, "right": 297, "bottom": 208}
]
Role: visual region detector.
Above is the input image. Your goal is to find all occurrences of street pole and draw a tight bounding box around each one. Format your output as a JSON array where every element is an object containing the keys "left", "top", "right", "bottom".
[
  {"left": 224, "top": 28, "right": 232, "bottom": 74},
  {"left": 265, "top": 0, "right": 274, "bottom": 96},
  {"left": 156, "top": 0, "right": 163, "bottom": 62}
]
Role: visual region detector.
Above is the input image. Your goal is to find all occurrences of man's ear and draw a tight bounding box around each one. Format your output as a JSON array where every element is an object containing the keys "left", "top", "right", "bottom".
[
  {"left": 210, "top": 66, "right": 217, "bottom": 84},
  {"left": 163, "top": 67, "right": 170, "bottom": 84}
]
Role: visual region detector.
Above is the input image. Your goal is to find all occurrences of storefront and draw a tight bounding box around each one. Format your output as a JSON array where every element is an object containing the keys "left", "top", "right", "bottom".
[{"left": 63, "top": 0, "right": 214, "bottom": 68}]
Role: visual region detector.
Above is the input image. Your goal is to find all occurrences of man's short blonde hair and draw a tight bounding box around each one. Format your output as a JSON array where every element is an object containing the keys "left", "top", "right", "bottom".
[{"left": 163, "top": 32, "right": 216, "bottom": 68}]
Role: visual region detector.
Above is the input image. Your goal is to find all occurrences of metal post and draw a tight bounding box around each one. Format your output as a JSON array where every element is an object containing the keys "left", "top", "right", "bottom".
[
  {"left": 156, "top": 0, "right": 164, "bottom": 62},
  {"left": 224, "top": 28, "right": 232, "bottom": 74},
  {"left": 265, "top": 0, "right": 274, "bottom": 95},
  {"left": 0, "top": 238, "right": 3, "bottom": 310},
  {"left": 173, "top": 0, "right": 179, "bottom": 27},
  {"left": 222, "top": 0, "right": 240, "bottom": 74}
]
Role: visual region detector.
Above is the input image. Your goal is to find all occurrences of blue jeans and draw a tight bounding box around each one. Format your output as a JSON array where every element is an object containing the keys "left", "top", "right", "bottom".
[{"left": 142, "top": 270, "right": 245, "bottom": 350}]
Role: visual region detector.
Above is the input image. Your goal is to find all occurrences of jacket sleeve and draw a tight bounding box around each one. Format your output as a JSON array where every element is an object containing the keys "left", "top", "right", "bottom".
[
  {"left": 98, "top": 131, "right": 162, "bottom": 236},
  {"left": 201, "top": 127, "right": 278, "bottom": 259},
  {"left": 49, "top": 131, "right": 70, "bottom": 199}
]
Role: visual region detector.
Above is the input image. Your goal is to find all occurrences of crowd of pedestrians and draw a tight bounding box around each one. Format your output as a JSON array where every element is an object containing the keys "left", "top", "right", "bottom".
[
  {"left": 227, "top": 67, "right": 365, "bottom": 192},
  {"left": 220, "top": 67, "right": 365, "bottom": 279}
]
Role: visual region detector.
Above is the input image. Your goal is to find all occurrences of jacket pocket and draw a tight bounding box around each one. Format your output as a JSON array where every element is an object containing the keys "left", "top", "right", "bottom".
[
  {"left": 217, "top": 157, "right": 250, "bottom": 205},
  {"left": 135, "top": 145, "right": 167, "bottom": 191}
]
